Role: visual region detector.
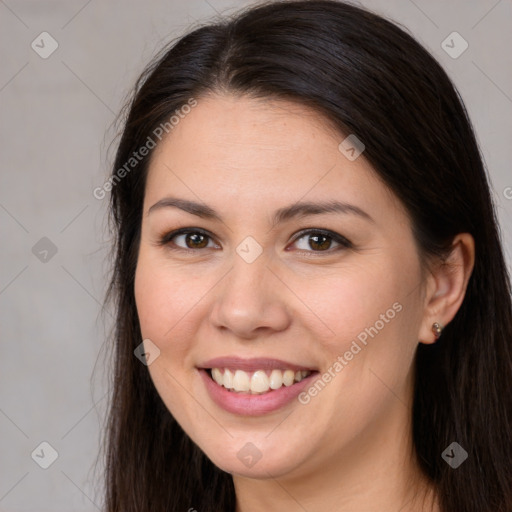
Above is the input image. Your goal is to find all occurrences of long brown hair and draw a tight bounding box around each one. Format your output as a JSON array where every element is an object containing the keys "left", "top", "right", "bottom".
[{"left": 99, "top": 1, "right": 512, "bottom": 510}]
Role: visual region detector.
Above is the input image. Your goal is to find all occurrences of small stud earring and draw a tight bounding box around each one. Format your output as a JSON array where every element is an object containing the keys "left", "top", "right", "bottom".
[{"left": 432, "top": 322, "right": 443, "bottom": 339}]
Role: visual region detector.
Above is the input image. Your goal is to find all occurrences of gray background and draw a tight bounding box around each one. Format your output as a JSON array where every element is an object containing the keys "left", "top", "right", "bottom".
[{"left": 0, "top": 0, "right": 511, "bottom": 510}]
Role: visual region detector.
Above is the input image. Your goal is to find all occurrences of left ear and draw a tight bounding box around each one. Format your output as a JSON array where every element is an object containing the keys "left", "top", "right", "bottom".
[{"left": 418, "top": 233, "right": 475, "bottom": 344}]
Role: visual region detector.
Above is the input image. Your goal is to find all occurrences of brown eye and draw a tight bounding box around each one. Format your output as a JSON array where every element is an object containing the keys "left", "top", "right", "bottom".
[
  {"left": 159, "top": 229, "right": 219, "bottom": 251},
  {"left": 308, "top": 233, "right": 332, "bottom": 251},
  {"left": 183, "top": 232, "right": 209, "bottom": 249},
  {"left": 290, "top": 229, "right": 352, "bottom": 253}
]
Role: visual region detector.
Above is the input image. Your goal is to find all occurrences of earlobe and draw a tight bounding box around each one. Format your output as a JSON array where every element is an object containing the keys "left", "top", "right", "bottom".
[{"left": 418, "top": 233, "right": 475, "bottom": 344}]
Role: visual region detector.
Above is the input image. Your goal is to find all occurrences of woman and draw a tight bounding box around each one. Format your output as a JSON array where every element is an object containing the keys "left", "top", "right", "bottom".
[{"left": 100, "top": 1, "right": 512, "bottom": 510}]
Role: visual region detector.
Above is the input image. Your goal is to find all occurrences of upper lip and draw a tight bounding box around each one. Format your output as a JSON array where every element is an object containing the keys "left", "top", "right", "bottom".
[{"left": 198, "top": 357, "right": 317, "bottom": 372}]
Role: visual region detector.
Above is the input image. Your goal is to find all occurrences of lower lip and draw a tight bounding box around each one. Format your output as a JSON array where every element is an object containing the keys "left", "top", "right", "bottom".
[{"left": 198, "top": 369, "right": 317, "bottom": 416}]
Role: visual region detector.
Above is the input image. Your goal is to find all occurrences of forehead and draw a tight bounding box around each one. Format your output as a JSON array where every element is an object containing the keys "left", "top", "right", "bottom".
[
  {"left": 150, "top": 94, "right": 341, "bottom": 169},
  {"left": 144, "top": 94, "right": 404, "bottom": 225}
]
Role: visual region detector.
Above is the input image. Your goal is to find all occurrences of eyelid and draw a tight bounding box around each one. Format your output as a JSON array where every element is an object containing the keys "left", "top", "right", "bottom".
[{"left": 158, "top": 227, "right": 352, "bottom": 253}]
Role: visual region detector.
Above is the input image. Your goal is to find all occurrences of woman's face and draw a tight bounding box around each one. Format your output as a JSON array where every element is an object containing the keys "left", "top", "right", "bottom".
[{"left": 134, "top": 94, "right": 429, "bottom": 480}]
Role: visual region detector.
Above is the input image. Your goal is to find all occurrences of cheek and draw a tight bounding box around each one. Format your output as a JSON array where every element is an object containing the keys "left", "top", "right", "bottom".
[
  {"left": 134, "top": 251, "right": 206, "bottom": 347},
  {"left": 302, "top": 259, "right": 408, "bottom": 352},
  {"left": 305, "top": 254, "right": 421, "bottom": 404},
  {"left": 134, "top": 256, "right": 207, "bottom": 426},
  {"left": 134, "top": 261, "right": 170, "bottom": 341}
]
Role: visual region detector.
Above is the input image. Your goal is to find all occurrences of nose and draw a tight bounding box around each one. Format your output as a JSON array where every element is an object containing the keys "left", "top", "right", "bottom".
[{"left": 209, "top": 254, "right": 292, "bottom": 340}]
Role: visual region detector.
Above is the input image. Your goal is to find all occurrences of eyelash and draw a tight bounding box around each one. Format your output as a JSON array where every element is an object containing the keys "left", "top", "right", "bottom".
[{"left": 157, "top": 227, "right": 353, "bottom": 256}]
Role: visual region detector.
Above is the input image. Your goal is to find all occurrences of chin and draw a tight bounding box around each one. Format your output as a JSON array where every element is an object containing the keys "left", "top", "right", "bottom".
[{"left": 196, "top": 436, "right": 311, "bottom": 480}]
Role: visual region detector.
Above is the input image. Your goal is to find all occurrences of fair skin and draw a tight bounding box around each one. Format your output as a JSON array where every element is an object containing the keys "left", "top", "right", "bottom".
[{"left": 134, "top": 94, "right": 474, "bottom": 511}]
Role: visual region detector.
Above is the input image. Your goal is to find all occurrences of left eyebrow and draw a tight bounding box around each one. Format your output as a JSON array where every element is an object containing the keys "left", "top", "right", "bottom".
[
  {"left": 147, "top": 197, "right": 374, "bottom": 226},
  {"left": 271, "top": 200, "right": 374, "bottom": 228}
]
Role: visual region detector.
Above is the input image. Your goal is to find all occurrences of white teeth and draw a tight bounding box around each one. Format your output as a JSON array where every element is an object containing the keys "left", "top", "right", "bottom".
[
  {"left": 250, "top": 370, "right": 269, "bottom": 394},
  {"left": 233, "top": 370, "right": 250, "bottom": 392},
  {"left": 210, "top": 368, "right": 312, "bottom": 394},
  {"left": 269, "top": 369, "right": 283, "bottom": 389},
  {"left": 223, "top": 368, "right": 234, "bottom": 389},
  {"left": 212, "top": 368, "right": 223, "bottom": 385},
  {"left": 283, "top": 370, "right": 295, "bottom": 386}
]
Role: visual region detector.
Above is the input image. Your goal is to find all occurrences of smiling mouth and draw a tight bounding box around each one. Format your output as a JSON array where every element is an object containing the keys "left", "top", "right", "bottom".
[{"left": 206, "top": 368, "right": 317, "bottom": 395}]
